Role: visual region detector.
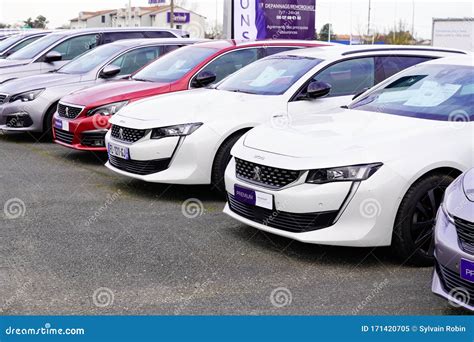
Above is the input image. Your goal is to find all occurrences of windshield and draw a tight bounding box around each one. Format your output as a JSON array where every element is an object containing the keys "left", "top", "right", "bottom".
[
  {"left": 0, "top": 35, "right": 22, "bottom": 53},
  {"left": 7, "top": 33, "right": 64, "bottom": 60},
  {"left": 58, "top": 44, "right": 123, "bottom": 74},
  {"left": 349, "top": 64, "right": 474, "bottom": 121},
  {"left": 132, "top": 46, "right": 217, "bottom": 83},
  {"left": 217, "top": 55, "right": 323, "bottom": 95}
]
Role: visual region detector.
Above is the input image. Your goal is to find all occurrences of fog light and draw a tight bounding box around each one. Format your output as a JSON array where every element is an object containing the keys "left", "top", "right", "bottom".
[{"left": 6, "top": 112, "right": 33, "bottom": 128}]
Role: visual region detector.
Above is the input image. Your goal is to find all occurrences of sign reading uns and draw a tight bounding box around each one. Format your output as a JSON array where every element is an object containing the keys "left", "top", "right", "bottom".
[{"left": 233, "top": 0, "right": 316, "bottom": 40}]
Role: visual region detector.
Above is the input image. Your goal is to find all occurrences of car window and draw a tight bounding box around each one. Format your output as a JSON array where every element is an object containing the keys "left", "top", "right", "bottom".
[
  {"left": 349, "top": 64, "right": 474, "bottom": 121},
  {"left": 53, "top": 34, "right": 100, "bottom": 61},
  {"left": 132, "top": 46, "right": 217, "bottom": 83},
  {"left": 217, "top": 55, "right": 323, "bottom": 95},
  {"left": 162, "top": 44, "right": 182, "bottom": 54},
  {"left": 314, "top": 57, "right": 375, "bottom": 97},
  {"left": 264, "top": 46, "right": 301, "bottom": 56},
  {"left": 375, "top": 56, "right": 433, "bottom": 83},
  {"left": 196, "top": 48, "right": 262, "bottom": 85},
  {"left": 0, "top": 35, "right": 23, "bottom": 53},
  {"left": 7, "top": 34, "right": 65, "bottom": 60},
  {"left": 144, "top": 31, "right": 176, "bottom": 38},
  {"left": 102, "top": 32, "right": 144, "bottom": 43},
  {"left": 109, "top": 46, "right": 162, "bottom": 75},
  {"left": 57, "top": 44, "right": 123, "bottom": 74},
  {"left": 7, "top": 35, "right": 43, "bottom": 55}
]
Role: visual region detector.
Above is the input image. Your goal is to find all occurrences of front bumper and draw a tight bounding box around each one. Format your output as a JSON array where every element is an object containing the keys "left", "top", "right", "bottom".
[
  {"left": 53, "top": 113, "right": 109, "bottom": 152},
  {"left": 223, "top": 157, "right": 402, "bottom": 247},
  {"left": 104, "top": 126, "right": 217, "bottom": 184},
  {"left": 0, "top": 97, "right": 50, "bottom": 133},
  {"left": 432, "top": 207, "right": 474, "bottom": 311}
]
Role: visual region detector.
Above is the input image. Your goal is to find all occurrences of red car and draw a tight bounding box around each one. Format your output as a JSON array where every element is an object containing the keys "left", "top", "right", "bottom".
[{"left": 53, "top": 40, "right": 329, "bottom": 151}]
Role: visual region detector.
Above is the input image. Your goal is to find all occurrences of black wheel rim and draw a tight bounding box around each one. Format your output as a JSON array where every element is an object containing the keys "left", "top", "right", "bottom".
[{"left": 411, "top": 185, "right": 447, "bottom": 257}]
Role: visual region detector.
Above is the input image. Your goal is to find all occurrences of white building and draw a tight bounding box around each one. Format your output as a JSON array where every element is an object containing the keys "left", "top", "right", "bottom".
[{"left": 70, "top": 5, "right": 207, "bottom": 38}]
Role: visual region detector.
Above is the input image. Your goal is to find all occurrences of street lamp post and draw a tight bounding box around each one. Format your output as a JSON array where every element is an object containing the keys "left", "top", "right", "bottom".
[{"left": 170, "top": 0, "right": 175, "bottom": 29}]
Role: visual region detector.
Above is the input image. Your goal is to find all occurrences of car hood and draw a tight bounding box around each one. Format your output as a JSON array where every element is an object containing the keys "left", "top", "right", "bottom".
[
  {"left": 0, "top": 73, "right": 82, "bottom": 94},
  {"left": 0, "top": 58, "right": 31, "bottom": 69},
  {"left": 110, "top": 88, "right": 274, "bottom": 129},
  {"left": 241, "top": 108, "right": 452, "bottom": 167},
  {"left": 63, "top": 80, "right": 172, "bottom": 108}
]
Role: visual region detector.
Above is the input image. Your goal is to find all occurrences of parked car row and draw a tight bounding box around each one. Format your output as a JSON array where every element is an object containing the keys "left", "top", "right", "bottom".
[{"left": 0, "top": 29, "right": 472, "bottom": 311}]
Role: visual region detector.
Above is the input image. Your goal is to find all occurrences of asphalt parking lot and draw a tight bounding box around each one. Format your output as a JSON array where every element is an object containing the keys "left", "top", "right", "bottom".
[{"left": 0, "top": 133, "right": 469, "bottom": 315}]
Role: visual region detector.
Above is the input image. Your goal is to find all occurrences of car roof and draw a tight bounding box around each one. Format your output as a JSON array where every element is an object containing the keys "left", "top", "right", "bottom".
[
  {"left": 191, "top": 39, "right": 333, "bottom": 50},
  {"left": 108, "top": 38, "right": 206, "bottom": 48},
  {"left": 47, "top": 27, "right": 187, "bottom": 38},
  {"left": 420, "top": 54, "right": 474, "bottom": 66},
  {"left": 279, "top": 44, "right": 467, "bottom": 60}
]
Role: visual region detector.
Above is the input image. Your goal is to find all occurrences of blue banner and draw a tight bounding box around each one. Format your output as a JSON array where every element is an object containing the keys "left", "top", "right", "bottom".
[{"left": 1, "top": 316, "right": 472, "bottom": 341}]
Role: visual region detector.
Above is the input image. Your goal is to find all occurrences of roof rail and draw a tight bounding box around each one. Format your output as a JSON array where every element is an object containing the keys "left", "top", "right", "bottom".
[{"left": 341, "top": 47, "right": 466, "bottom": 56}]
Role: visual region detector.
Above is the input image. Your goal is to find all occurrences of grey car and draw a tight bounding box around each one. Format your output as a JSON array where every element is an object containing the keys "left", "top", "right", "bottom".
[
  {"left": 0, "top": 30, "right": 52, "bottom": 58},
  {"left": 0, "top": 38, "right": 202, "bottom": 138},
  {"left": 0, "top": 27, "right": 189, "bottom": 84}
]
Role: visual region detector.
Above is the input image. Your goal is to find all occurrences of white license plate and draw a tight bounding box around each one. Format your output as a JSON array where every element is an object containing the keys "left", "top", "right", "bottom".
[
  {"left": 54, "top": 118, "right": 69, "bottom": 132},
  {"left": 108, "top": 143, "right": 130, "bottom": 160}
]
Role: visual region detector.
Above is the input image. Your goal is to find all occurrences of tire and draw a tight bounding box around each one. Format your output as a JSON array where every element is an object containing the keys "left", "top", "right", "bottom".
[
  {"left": 211, "top": 132, "right": 246, "bottom": 193},
  {"left": 41, "top": 104, "right": 57, "bottom": 142},
  {"left": 392, "top": 173, "right": 455, "bottom": 266}
]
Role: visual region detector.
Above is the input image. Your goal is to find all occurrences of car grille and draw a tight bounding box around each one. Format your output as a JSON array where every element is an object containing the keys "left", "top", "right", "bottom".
[
  {"left": 437, "top": 263, "right": 474, "bottom": 306},
  {"left": 81, "top": 131, "right": 107, "bottom": 147},
  {"left": 111, "top": 125, "right": 147, "bottom": 143},
  {"left": 227, "top": 193, "right": 338, "bottom": 233},
  {"left": 235, "top": 158, "right": 301, "bottom": 189},
  {"left": 454, "top": 216, "right": 474, "bottom": 253},
  {"left": 55, "top": 129, "right": 74, "bottom": 145},
  {"left": 109, "top": 155, "right": 171, "bottom": 175},
  {"left": 57, "top": 103, "right": 83, "bottom": 119},
  {"left": 0, "top": 94, "right": 7, "bottom": 104}
]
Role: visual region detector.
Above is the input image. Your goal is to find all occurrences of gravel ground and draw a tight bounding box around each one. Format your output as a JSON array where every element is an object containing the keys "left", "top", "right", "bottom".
[{"left": 0, "top": 133, "right": 469, "bottom": 315}]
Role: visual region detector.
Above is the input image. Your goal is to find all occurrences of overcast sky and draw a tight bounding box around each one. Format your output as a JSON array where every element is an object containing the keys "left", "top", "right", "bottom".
[{"left": 0, "top": 0, "right": 472, "bottom": 39}]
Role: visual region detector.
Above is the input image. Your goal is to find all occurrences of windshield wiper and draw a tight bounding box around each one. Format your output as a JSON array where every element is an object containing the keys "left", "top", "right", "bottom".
[
  {"left": 226, "top": 89, "right": 256, "bottom": 95},
  {"left": 132, "top": 78, "right": 153, "bottom": 82}
]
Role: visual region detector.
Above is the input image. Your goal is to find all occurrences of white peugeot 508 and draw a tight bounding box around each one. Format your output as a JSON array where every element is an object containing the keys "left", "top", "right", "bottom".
[{"left": 224, "top": 55, "right": 474, "bottom": 266}]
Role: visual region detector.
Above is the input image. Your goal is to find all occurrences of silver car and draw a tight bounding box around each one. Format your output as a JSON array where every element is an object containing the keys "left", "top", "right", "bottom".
[
  {"left": 0, "top": 27, "right": 189, "bottom": 84},
  {"left": 0, "top": 30, "right": 52, "bottom": 58},
  {"left": 0, "top": 38, "right": 202, "bottom": 138}
]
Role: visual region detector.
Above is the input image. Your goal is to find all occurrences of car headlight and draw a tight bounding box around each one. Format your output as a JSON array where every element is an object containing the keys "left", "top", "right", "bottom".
[
  {"left": 87, "top": 101, "right": 128, "bottom": 117},
  {"left": 151, "top": 123, "right": 202, "bottom": 139},
  {"left": 306, "top": 163, "right": 383, "bottom": 184},
  {"left": 9, "top": 89, "right": 44, "bottom": 103}
]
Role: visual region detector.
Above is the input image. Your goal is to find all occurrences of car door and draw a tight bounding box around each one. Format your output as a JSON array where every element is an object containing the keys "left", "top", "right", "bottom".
[
  {"left": 38, "top": 34, "right": 100, "bottom": 73},
  {"left": 287, "top": 56, "right": 376, "bottom": 117},
  {"left": 189, "top": 47, "right": 264, "bottom": 88}
]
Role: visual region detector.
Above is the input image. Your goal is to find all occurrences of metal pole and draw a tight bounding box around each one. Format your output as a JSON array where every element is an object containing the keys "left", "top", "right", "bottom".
[
  {"left": 170, "top": 0, "right": 175, "bottom": 29},
  {"left": 128, "top": 0, "right": 132, "bottom": 27},
  {"left": 367, "top": 0, "right": 371, "bottom": 38},
  {"left": 411, "top": 0, "right": 415, "bottom": 40}
]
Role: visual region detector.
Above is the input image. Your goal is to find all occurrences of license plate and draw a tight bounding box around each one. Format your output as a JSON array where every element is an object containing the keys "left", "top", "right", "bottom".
[
  {"left": 460, "top": 259, "right": 474, "bottom": 283},
  {"left": 108, "top": 143, "right": 129, "bottom": 160},
  {"left": 234, "top": 184, "right": 273, "bottom": 210},
  {"left": 54, "top": 118, "right": 69, "bottom": 132}
]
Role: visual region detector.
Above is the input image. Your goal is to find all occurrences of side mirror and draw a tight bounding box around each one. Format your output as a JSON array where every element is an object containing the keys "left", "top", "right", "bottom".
[
  {"left": 100, "top": 65, "right": 121, "bottom": 78},
  {"left": 306, "top": 81, "right": 332, "bottom": 99},
  {"left": 352, "top": 87, "right": 370, "bottom": 100},
  {"left": 44, "top": 51, "right": 62, "bottom": 63},
  {"left": 192, "top": 71, "right": 217, "bottom": 88}
]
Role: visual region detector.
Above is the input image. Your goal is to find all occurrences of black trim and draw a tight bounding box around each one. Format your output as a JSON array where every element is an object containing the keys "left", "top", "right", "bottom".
[{"left": 341, "top": 47, "right": 466, "bottom": 56}]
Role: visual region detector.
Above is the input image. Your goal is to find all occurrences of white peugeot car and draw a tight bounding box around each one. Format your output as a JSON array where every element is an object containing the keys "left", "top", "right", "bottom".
[
  {"left": 223, "top": 55, "right": 474, "bottom": 266},
  {"left": 105, "top": 45, "right": 464, "bottom": 190}
]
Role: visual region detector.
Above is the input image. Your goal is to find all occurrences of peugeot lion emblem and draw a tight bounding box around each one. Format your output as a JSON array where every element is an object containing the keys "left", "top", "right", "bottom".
[
  {"left": 119, "top": 128, "right": 124, "bottom": 140},
  {"left": 65, "top": 107, "right": 69, "bottom": 116},
  {"left": 252, "top": 166, "right": 262, "bottom": 182}
]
